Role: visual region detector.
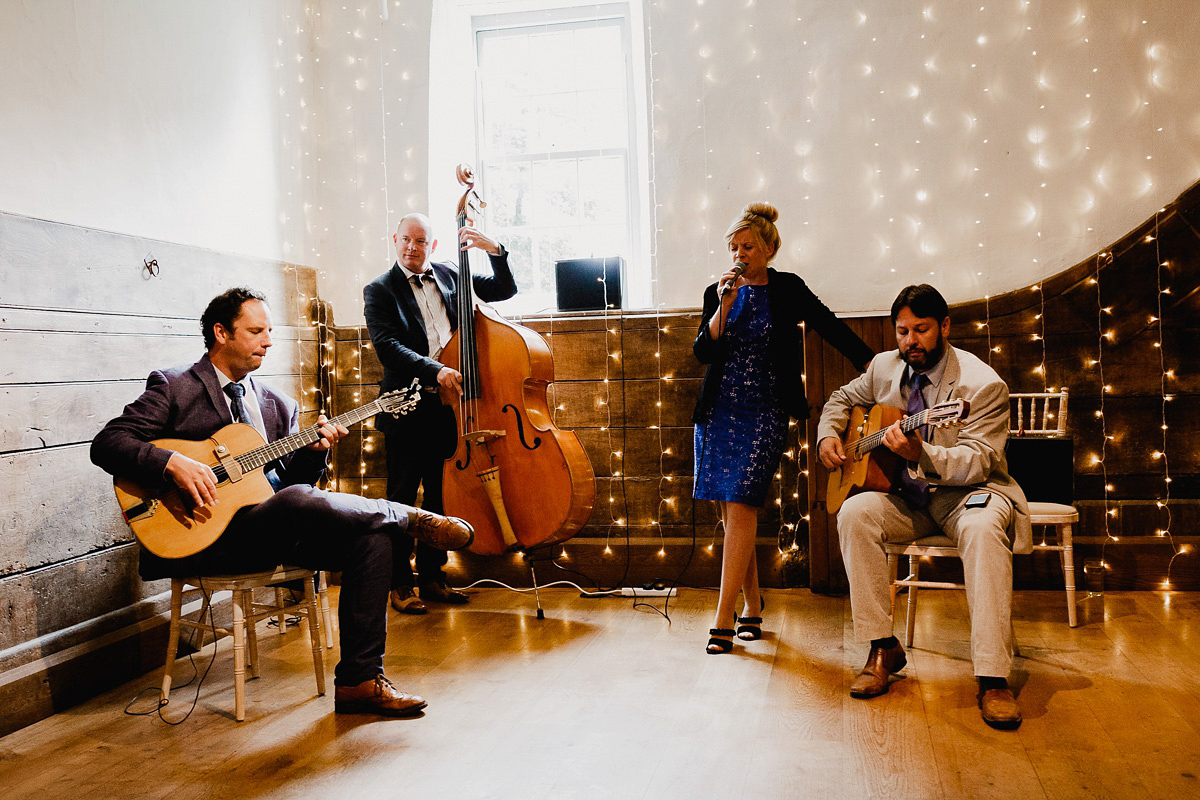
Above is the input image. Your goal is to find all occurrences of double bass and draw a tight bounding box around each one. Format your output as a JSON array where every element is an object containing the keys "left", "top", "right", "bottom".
[{"left": 440, "top": 165, "right": 596, "bottom": 555}]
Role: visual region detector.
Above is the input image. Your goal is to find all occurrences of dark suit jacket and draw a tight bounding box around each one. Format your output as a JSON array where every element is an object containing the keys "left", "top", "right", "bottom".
[
  {"left": 692, "top": 268, "right": 875, "bottom": 423},
  {"left": 91, "top": 354, "right": 328, "bottom": 577},
  {"left": 363, "top": 249, "right": 518, "bottom": 436}
]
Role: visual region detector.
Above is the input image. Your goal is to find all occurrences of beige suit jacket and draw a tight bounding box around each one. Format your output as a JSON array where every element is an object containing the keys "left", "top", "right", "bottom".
[{"left": 816, "top": 345, "right": 1032, "bottom": 554}]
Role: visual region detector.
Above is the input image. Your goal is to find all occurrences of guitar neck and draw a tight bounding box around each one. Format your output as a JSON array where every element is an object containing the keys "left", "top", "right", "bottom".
[
  {"left": 852, "top": 407, "right": 933, "bottom": 457},
  {"left": 236, "top": 398, "right": 385, "bottom": 472}
]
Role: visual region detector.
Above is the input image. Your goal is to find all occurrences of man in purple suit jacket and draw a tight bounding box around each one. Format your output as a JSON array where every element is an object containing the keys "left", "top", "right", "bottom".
[{"left": 92, "top": 287, "right": 474, "bottom": 718}]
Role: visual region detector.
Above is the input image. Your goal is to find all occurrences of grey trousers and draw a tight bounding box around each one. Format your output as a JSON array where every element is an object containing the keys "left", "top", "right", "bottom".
[{"left": 838, "top": 487, "right": 1016, "bottom": 678}]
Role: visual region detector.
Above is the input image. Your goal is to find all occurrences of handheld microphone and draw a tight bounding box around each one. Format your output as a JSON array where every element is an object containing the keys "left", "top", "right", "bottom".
[{"left": 719, "top": 262, "right": 747, "bottom": 296}]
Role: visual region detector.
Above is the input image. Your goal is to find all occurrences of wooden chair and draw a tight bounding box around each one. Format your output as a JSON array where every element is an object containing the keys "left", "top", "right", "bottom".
[
  {"left": 886, "top": 388, "right": 1079, "bottom": 649},
  {"left": 160, "top": 566, "right": 327, "bottom": 721}
]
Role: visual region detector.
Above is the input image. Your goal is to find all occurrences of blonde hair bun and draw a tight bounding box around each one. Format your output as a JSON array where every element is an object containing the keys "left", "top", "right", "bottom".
[
  {"left": 743, "top": 202, "right": 778, "bottom": 223},
  {"left": 724, "top": 202, "right": 782, "bottom": 261}
]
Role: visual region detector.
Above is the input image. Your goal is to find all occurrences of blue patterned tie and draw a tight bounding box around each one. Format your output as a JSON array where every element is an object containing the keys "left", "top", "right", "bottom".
[
  {"left": 224, "top": 381, "right": 248, "bottom": 424},
  {"left": 895, "top": 372, "right": 930, "bottom": 509}
]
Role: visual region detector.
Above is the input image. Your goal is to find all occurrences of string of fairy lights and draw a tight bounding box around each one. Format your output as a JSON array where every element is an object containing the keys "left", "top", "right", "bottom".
[{"left": 1150, "top": 216, "right": 1182, "bottom": 587}]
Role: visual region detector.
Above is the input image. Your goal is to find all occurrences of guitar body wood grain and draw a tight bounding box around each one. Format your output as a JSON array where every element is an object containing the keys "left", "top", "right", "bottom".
[
  {"left": 113, "top": 424, "right": 274, "bottom": 559},
  {"left": 825, "top": 404, "right": 905, "bottom": 514}
]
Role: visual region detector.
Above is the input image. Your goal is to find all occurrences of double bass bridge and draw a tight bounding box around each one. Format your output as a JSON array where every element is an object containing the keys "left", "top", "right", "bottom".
[{"left": 463, "top": 429, "right": 506, "bottom": 445}]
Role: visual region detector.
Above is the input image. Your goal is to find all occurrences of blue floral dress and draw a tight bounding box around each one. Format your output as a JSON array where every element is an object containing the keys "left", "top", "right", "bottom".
[{"left": 693, "top": 285, "right": 789, "bottom": 506}]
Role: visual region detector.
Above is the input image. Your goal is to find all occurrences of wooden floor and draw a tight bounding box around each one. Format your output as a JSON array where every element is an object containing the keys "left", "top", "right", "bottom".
[{"left": 2, "top": 587, "right": 1199, "bottom": 799}]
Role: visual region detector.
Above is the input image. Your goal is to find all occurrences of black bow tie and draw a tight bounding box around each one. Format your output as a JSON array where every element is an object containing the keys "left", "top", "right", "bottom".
[{"left": 410, "top": 272, "right": 432, "bottom": 286}]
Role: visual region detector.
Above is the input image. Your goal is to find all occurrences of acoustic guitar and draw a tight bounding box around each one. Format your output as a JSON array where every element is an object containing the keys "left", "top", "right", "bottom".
[
  {"left": 113, "top": 382, "right": 420, "bottom": 559},
  {"left": 825, "top": 399, "right": 969, "bottom": 514}
]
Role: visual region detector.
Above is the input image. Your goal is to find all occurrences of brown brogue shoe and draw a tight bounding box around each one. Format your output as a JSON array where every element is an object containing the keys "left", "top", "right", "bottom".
[
  {"left": 978, "top": 687, "right": 1022, "bottom": 730},
  {"left": 849, "top": 643, "right": 907, "bottom": 698},
  {"left": 408, "top": 509, "right": 474, "bottom": 550},
  {"left": 334, "top": 674, "right": 427, "bottom": 717},
  {"left": 420, "top": 581, "right": 469, "bottom": 605},
  {"left": 390, "top": 587, "right": 428, "bottom": 615}
]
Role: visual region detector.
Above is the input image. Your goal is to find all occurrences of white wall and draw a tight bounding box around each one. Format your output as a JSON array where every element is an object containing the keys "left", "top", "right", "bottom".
[
  {"left": 4, "top": 1, "right": 1200, "bottom": 322},
  {"left": 0, "top": 0, "right": 313, "bottom": 273},
  {"left": 644, "top": 0, "right": 1200, "bottom": 312}
]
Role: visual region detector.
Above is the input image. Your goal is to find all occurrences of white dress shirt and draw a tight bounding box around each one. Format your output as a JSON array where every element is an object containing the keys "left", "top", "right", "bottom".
[{"left": 402, "top": 264, "right": 453, "bottom": 359}]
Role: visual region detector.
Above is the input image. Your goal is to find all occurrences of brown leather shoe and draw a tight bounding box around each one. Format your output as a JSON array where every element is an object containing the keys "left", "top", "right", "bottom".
[
  {"left": 407, "top": 509, "right": 474, "bottom": 550},
  {"left": 334, "top": 674, "right": 427, "bottom": 717},
  {"left": 978, "top": 686, "right": 1022, "bottom": 729},
  {"left": 390, "top": 587, "right": 428, "bottom": 615},
  {"left": 420, "top": 581, "right": 469, "bottom": 605},
  {"left": 849, "top": 642, "right": 907, "bottom": 698}
]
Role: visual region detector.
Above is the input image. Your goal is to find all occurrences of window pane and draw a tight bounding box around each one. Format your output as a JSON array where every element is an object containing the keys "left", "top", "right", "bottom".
[
  {"left": 477, "top": 13, "right": 635, "bottom": 312},
  {"left": 487, "top": 163, "right": 530, "bottom": 228},
  {"left": 579, "top": 156, "right": 626, "bottom": 225},
  {"left": 530, "top": 160, "right": 578, "bottom": 228}
]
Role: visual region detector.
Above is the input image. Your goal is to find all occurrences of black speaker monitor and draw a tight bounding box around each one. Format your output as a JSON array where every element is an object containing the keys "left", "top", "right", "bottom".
[{"left": 555, "top": 257, "right": 624, "bottom": 311}]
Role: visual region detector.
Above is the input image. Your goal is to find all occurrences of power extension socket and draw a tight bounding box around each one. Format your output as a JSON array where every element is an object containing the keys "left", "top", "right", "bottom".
[{"left": 619, "top": 587, "right": 677, "bottom": 597}]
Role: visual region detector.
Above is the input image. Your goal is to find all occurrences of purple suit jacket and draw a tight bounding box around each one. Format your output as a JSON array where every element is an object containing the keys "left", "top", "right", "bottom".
[{"left": 91, "top": 354, "right": 326, "bottom": 495}]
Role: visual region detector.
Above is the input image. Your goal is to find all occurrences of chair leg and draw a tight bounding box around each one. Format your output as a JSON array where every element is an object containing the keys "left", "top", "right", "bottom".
[
  {"left": 232, "top": 589, "right": 249, "bottom": 722},
  {"left": 303, "top": 576, "right": 327, "bottom": 696},
  {"left": 317, "top": 571, "right": 335, "bottom": 649},
  {"left": 245, "top": 590, "right": 260, "bottom": 680},
  {"left": 1059, "top": 524, "right": 1078, "bottom": 627},
  {"left": 275, "top": 586, "right": 288, "bottom": 635},
  {"left": 887, "top": 553, "right": 900, "bottom": 614},
  {"left": 905, "top": 558, "right": 920, "bottom": 648},
  {"left": 160, "top": 579, "right": 185, "bottom": 706}
]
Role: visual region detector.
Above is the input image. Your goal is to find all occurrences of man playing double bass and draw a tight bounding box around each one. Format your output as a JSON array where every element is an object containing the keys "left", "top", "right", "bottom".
[{"left": 364, "top": 213, "right": 518, "bottom": 614}]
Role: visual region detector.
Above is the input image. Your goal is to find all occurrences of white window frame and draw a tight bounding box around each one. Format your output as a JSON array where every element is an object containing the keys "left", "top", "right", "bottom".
[{"left": 428, "top": 0, "right": 651, "bottom": 312}]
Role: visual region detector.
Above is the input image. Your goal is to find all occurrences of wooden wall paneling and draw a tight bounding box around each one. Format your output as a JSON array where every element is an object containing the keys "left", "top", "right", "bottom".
[
  {"left": 0, "top": 212, "right": 316, "bottom": 324},
  {"left": 1, "top": 446, "right": 130, "bottom": 574},
  {"left": 330, "top": 311, "right": 754, "bottom": 590},
  {"left": 0, "top": 545, "right": 148, "bottom": 656}
]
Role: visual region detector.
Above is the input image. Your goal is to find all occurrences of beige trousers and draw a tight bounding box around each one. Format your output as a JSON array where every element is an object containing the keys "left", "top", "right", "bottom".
[{"left": 837, "top": 487, "right": 1015, "bottom": 678}]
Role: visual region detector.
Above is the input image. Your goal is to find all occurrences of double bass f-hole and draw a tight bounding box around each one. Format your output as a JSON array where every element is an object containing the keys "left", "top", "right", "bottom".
[{"left": 502, "top": 404, "right": 541, "bottom": 450}]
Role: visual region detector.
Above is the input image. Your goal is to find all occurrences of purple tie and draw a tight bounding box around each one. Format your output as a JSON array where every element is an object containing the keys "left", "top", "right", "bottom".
[
  {"left": 224, "top": 381, "right": 248, "bottom": 424},
  {"left": 896, "top": 372, "right": 930, "bottom": 509}
]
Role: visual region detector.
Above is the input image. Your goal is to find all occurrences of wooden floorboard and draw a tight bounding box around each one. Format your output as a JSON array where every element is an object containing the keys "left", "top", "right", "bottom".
[{"left": 2, "top": 588, "right": 1199, "bottom": 799}]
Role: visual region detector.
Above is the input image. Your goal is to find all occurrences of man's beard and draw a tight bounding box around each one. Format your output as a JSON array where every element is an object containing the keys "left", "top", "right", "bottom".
[{"left": 901, "top": 332, "right": 945, "bottom": 371}]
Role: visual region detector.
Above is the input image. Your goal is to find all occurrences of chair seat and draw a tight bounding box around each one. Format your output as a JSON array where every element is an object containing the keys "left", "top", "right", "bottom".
[
  {"left": 885, "top": 535, "right": 955, "bottom": 554},
  {"left": 1028, "top": 501, "right": 1078, "bottom": 524},
  {"left": 188, "top": 566, "right": 315, "bottom": 589}
]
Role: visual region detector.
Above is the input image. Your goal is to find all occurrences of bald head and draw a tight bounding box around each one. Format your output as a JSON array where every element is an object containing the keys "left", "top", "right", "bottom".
[{"left": 394, "top": 214, "right": 437, "bottom": 272}]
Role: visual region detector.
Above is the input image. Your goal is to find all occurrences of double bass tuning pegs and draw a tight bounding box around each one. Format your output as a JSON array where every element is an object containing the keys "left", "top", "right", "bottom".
[{"left": 455, "top": 163, "right": 487, "bottom": 219}]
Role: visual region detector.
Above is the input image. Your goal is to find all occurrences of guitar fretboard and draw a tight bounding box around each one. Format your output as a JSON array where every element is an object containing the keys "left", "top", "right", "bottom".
[
  {"left": 850, "top": 407, "right": 936, "bottom": 458},
  {"left": 233, "top": 397, "right": 394, "bottom": 473}
]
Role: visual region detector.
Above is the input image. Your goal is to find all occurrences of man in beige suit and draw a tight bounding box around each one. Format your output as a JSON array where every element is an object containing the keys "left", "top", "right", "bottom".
[{"left": 817, "top": 284, "right": 1030, "bottom": 730}]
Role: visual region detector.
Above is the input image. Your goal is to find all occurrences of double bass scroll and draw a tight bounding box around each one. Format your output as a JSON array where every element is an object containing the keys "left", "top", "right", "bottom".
[{"left": 440, "top": 164, "right": 596, "bottom": 555}]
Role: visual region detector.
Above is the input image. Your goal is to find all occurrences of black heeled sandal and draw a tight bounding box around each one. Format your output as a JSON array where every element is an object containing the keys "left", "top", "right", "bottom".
[
  {"left": 735, "top": 616, "right": 762, "bottom": 640},
  {"left": 736, "top": 597, "right": 765, "bottom": 640},
  {"left": 707, "top": 628, "right": 736, "bottom": 654}
]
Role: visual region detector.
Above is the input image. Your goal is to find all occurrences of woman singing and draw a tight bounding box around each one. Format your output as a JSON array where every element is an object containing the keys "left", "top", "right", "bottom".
[{"left": 693, "top": 203, "right": 874, "bottom": 654}]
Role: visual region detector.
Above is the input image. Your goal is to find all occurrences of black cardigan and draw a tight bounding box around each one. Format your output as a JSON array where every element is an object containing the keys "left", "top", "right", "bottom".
[{"left": 692, "top": 269, "right": 875, "bottom": 424}]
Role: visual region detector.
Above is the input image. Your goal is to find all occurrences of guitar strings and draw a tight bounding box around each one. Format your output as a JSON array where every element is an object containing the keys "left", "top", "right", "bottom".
[{"left": 138, "top": 389, "right": 417, "bottom": 515}]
